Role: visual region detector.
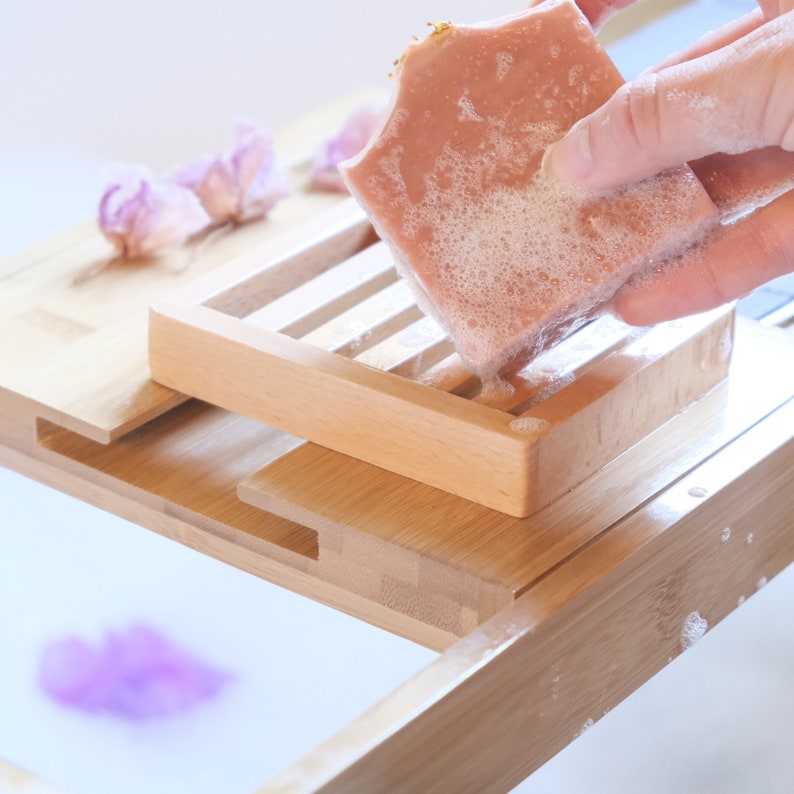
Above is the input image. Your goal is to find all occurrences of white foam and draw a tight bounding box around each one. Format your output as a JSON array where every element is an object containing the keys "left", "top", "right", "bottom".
[
  {"left": 404, "top": 129, "right": 709, "bottom": 375},
  {"left": 356, "top": 74, "right": 716, "bottom": 378},
  {"left": 666, "top": 88, "right": 763, "bottom": 154},
  {"left": 576, "top": 718, "right": 595, "bottom": 737},
  {"left": 509, "top": 416, "right": 551, "bottom": 435},
  {"left": 457, "top": 91, "right": 484, "bottom": 123},
  {"left": 495, "top": 51, "right": 513, "bottom": 80},
  {"left": 680, "top": 611, "right": 708, "bottom": 650}
]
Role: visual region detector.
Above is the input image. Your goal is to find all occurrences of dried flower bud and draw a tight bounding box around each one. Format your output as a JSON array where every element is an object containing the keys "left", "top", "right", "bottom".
[
  {"left": 311, "top": 102, "right": 386, "bottom": 192},
  {"left": 170, "top": 118, "right": 291, "bottom": 225},
  {"left": 98, "top": 164, "right": 211, "bottom": 258}
]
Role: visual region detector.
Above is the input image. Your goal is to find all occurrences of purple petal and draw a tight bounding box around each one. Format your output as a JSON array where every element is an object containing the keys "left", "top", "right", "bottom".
[
  {"left": 38, "top": 637, "right": 114, "bottom": 713},
  {"left": 167, "top": 118, "right": 290, "bottom": 225},
  {"left": 168, "top": 154, "right": 215, "bottom": 192},
  {"left": 98, "top": 164, "right": 210, "bottom": 258},
  {"left": 311, "top": 102, "right": 386, "bottom": 191},
  {"left": 39, "top": 624, "right": 233, "bottom": 720}
]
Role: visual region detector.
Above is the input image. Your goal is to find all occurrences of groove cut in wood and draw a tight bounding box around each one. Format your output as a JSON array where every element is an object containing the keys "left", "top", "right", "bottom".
[{"left": 149, "top": 199, "right": 736, "bottom": 515}]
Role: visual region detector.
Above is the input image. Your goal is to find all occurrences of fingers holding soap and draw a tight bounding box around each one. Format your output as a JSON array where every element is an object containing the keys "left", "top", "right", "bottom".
[
  {"left": 612, "top": 188, "right": 794, "bottom": 325},
  {"left": 547, "top": 12, "right": 794, "bottom": 192}
]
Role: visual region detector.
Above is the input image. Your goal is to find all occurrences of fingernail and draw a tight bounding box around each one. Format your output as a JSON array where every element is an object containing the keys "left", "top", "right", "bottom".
[{"left": 545, "top": 120, "right": 594, "bottom": 183}]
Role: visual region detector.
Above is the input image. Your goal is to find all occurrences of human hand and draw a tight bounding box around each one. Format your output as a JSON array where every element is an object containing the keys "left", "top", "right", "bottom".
[{"left": 546, "top": 2, "right": 794, "bottom": 325}]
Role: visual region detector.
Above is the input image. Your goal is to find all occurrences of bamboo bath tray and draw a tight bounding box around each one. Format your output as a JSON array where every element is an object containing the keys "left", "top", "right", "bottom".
[
  {"left": 3, "top": 90, "right": 794, "bottom": 792},
  {"left": 149, "top": 198, "right": 735, "bottom": 516}
]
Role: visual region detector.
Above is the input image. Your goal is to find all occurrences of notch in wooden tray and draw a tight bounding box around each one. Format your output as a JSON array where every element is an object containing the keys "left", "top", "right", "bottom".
[{"left": 148, "top": 198, "right": 735, "bottom": 517}]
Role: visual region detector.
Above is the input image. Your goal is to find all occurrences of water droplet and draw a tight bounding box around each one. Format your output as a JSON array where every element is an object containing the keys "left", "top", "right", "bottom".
[
  {"left": 720, "top": 527, "right": 731, "bottom": 543},
  {"left": 688, "top": 486, "right": 708, "bottom": 498},
  {"left": 757, "top": 576, "right": 768, "bottom": 590},
  {"left": 746, "top": 532, "right": 754, "bottom": 545}
]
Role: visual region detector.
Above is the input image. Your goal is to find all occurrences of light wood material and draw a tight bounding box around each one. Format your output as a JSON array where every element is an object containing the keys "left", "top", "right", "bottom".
[
  {"left": 3, "top": 314, "right": 791, "bottom": 644},
  {"left": 2, "top": 87, "right": 794, "bottom": 794},
  {"left": 148, "top": 203, "right": 735, "bottom": 516},
  {"left": 0, "top": 758, "right": 62, "bottom": 792},
  {"left": 0, "top": 90, "right": 382, "bottom": 444},
  {"left": 235, "top": 318, "right": 794, "bottom": 635},
  {"left": 262, "top": 396, "right": 794, "bottom": 793}
]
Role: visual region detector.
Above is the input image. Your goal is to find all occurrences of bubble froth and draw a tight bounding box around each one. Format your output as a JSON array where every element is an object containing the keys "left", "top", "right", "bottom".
[
  {"left": 680, "top": 611, "right": 708, "bottom": 650},
  {"left": 385, "top": 116, "right": 711, "bottom": 376}
]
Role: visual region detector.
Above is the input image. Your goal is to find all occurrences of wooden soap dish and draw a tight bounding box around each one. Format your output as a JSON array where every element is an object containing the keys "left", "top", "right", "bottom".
[{"left": 149, "top": 198, "right": 734, "bottom": 517}]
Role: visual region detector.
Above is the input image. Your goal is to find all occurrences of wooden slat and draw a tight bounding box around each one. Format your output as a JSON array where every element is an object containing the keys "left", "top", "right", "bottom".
[
  {"left": 300, "top": 279, "right": 421, "bottom": 356},
  {"left": 261, "top": 395, "right": 794, "bottom": 793},
  {"left": 244, "top": 242, "right": 396, "bottom": 335},
  {"left": 354, "top": 316, "right": 453, "bottom": 377},
  {"left": 236, "top": 318, "right": 794, "bottom": 635},
  {"left": 0, "top": 758, "right": 62, "bottom": 793},
  {"left": 152, "top": 291, "right": 733, "bottom": 516}
]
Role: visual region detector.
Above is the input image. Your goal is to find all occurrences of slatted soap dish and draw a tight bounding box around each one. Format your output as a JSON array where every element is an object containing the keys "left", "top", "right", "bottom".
[{"left": 148, "top": 198, "right": 734, "bottom": 517}]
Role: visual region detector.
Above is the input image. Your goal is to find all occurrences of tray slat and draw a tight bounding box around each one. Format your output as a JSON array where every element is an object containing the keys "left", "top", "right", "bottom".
[
  {"left": 149, "top": 201, "right": 735, "bottom": 515},
  {"left": 235, "top": 319, "right": 794, "bottom": 636}
]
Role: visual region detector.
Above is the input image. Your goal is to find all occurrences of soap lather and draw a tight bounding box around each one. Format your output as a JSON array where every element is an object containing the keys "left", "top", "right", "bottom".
[{"left": 341, "top": 0, "right": 717, "bottom": 381}]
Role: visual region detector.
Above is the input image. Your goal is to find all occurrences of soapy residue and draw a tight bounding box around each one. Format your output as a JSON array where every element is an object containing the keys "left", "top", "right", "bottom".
[
  {"left": 369, "top": 112, "right": 711, "bottom": 377},
  {"left": 341, "top": 4, "right": 716, "bottom": 379},
  {"left": 509, "top": 416, "right": 551, "bottom": 435},
  {"left": 680, "top": 611, "right": 708, "bottom": 650}
]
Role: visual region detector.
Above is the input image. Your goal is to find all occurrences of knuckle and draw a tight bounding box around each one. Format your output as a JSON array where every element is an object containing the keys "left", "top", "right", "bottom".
[{"left": 616, "top": 75, "right": 665, "bottom": 156}]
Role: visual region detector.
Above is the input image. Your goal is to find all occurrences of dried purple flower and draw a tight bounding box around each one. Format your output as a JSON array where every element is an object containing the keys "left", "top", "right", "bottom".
[
  {"left": 169, "top": 118, "right": 291, "bottom": 225},
  {"left": 311, "top": 102, "right": 385, "bottom": 192},
  {"left": 98, "top": 164, "right": 211, "bottom": 258},
  {"left": 39, "top": 624, "right": 232, "bottom": 720}
]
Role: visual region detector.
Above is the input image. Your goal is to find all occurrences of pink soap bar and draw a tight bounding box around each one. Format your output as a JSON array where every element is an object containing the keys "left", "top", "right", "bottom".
[{"left": 341, "top": 0, "right": 717, "bottom": 379}]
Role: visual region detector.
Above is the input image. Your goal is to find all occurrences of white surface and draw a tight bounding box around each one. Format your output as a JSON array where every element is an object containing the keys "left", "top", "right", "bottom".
[
  {"left": 0, "top": 469, "right": 436, "bottom": 794},
  {"left": 2, "top": 1, "right": 792, "bottom": 792}
]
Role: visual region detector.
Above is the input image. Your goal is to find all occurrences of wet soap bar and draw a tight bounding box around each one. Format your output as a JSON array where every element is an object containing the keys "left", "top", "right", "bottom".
[{"left": 341, "top": 0, "right": 717, "bottom": 379}]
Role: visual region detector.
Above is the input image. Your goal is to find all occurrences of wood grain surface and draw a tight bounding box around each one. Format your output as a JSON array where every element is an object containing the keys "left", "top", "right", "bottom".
[
  {"left": 149, "top": 207, "right": 735, "bottom": 515},
  {"left": 2, "top": 87, "right": 794, "bottom": 794}
]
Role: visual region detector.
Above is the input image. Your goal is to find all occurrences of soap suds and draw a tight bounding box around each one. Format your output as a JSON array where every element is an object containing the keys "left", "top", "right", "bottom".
[
  {"left": 509, "top": 416, "right": 551, "bottom": 434},
  {"left": 680, "top": 611, "right": 708, "bottom": 650},
  {"left": 576, "top": 717, "right": 595, "bottom": 737},
  {"left": 457, "top": 91, "right": 484, "bottom": 122},
  {"left": 342, "top": 4, "right": 717, "bottom": 379},
  {"left": 666, "top": 88, "right": 762, "bottom": 155},
  {"left": 389, "top": 124, "right": 709, "bottom": 377},
  {"left": 495, "top": 51, "right": 513, "bottom": 79}
]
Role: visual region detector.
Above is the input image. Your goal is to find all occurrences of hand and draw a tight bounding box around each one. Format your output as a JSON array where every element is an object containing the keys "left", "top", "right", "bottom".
[{"left": 546, "top": 2, "right": 794, "bottom": 325}]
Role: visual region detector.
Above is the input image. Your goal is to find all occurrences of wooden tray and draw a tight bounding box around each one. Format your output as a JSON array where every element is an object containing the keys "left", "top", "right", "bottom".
[
  {"left": 4, "top": 85, "right": 794, "bottom": 792},
  {"left": 149, "top": 199, "right": 735, "bottom": 516}
]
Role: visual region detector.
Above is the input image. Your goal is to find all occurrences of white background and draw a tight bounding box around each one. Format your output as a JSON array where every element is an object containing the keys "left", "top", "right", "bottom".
[{"left": 2, "top": 1, "right": 793, "bottom": 792}]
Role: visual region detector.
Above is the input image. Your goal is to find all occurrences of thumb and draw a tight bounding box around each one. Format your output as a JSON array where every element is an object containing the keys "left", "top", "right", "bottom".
[{"left": 547, "top": 12, "right": 794, "bottom": 191}]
